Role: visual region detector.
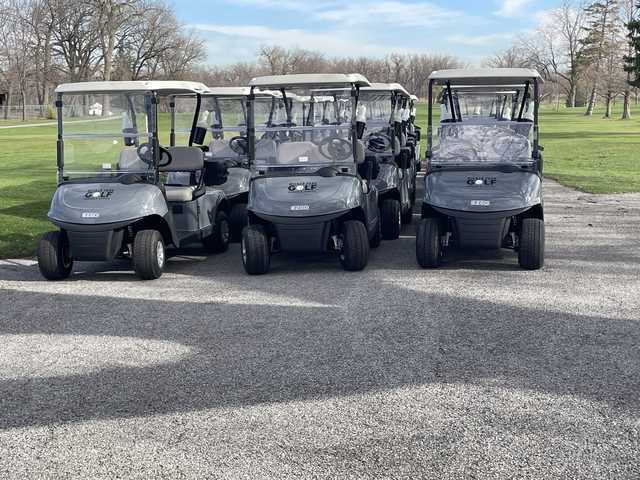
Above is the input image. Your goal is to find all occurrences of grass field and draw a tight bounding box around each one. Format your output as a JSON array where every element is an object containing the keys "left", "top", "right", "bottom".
[{"left": 0, "top": 105, "right": 638, "bottom": 258}]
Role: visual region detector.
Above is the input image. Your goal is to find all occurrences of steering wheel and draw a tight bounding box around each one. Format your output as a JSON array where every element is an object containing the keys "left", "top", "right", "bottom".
[
  {"left": 366, "top": 132, "right": 392, "bottom": 153},
  {"left": 136, "top": 143, "right": 173, "bottom": 168},
  {"left": 318, "top": 136, "right": 352, "bottom": 161},
  {"left": 229, "top": 136, "right": 248, "bottom": 155}
]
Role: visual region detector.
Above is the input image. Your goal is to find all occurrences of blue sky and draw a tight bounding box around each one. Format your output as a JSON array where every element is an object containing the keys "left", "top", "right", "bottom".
[{"left": 173, "top": 0, "right": 561, "bottom": 66}]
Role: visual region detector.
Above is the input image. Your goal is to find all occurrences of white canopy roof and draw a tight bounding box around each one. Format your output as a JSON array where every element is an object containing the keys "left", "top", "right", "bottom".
[
  {"left": 428, "top": 68, "right": 543, "bottom": 86},
  {"left": 204, "top": 86, "right": 278, "bottom": 98},
  {"left": 55, "top": 80, "right": 210, "bottom": 95},
  {"left": 410, "top": 94, "right": 419, "bottom": 101},
  {"left": 361, "top": 82, "right": 410, "bottom": 97},
  {"left": 249, "top": 73, "right": 371, "bottom": 89}
]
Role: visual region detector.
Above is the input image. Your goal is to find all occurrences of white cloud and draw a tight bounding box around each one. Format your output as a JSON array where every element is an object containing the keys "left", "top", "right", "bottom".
[
  {"left": 495, "top": 0, "right": 536, "bottom": 18},
  {"left": 192, "top": 23, "right": 420, "bottom": 62},
  {"left": 446, "top": 33, "right": 515, "bottom": 47}
]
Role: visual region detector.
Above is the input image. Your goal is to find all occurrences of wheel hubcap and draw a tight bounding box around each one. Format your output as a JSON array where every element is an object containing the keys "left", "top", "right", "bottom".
[
  {"left": 241, "top": 239, "right": 247, "bottom": 263},
  {"left": 221, "top": 220, "right": 230, "bottom": 243},
  {"left": 156, "top": 241, "right": 165, "bottom": 268}
]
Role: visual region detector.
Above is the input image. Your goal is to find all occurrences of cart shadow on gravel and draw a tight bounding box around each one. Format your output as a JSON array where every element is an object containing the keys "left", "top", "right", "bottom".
[{"left": 0, "top": 280, "right": 638, "bottom": 432}]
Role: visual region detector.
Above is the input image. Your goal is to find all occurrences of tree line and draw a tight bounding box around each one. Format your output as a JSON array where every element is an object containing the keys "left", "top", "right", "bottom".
[
  {"left": 485, "top": 0, "right": 640, "bottom": 119},
  {"left": 2, "top": 0, "right": 640, "bottom": 120}
]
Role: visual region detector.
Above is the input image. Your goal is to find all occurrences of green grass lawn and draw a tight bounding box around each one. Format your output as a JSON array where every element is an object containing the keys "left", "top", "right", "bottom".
[{"left": 0, "top": 106, "right": 638, "bottom": 258}]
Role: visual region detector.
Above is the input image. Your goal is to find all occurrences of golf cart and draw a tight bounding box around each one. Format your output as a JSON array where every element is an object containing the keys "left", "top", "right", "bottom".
[
  {"left": 407, "top": 94, "right": 422, "bottom": 170},
  {"left": 241, "top": 73, "right": 381, "bottom": 274},
  {"left": 37, "top": 81, "right": 231, "bottom": 281},
  {"left": 416, "top": 68, "right": 545, "bottom": 270},
  {"left": 172, "top": 87, "right": 278, "bottom": 241},
  {"left": 358, "top": 83, "right": 416, "bottom": 238}
]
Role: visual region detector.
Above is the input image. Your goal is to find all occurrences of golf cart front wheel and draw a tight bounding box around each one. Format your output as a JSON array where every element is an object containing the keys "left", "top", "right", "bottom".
[
  {"left": 401, "top": 204, "right": 414, "bottom": 225},
  {"left": 416, "top": 218, "right": 441, "bottom": 268},
  {"left": 37, "top": 231, "right": 73, "bottom": 280},
  {"left": 203, "top": 211, "right": 230, "bottom": 253},
  {"left": 339, "top": 220, "right": 369, "bottom": 271},
  {"left": 133, "top": 229, "right": 165, "bottom": 280},
  {"left": 518, "top": 218, "right": 545, "bottom": 270},
  {"left": 229, "top": 203, "right": 248, "bottom": 242},
  {"left": 242, "top": 224, "right": 270, "bottom": 275},
  {"left": 381, "top": 198, "right": 401, "bottom": 240}
]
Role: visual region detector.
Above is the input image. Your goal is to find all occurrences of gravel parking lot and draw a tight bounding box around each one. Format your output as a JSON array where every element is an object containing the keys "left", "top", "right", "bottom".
[{"left": 0, "top": 177, "right": 639, "bottom": 479}]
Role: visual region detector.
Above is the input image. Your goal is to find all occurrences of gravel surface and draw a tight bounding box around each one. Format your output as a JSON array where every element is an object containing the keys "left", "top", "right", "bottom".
[{"left": 0, "top": 177, "right": 639, "bottom": 479}]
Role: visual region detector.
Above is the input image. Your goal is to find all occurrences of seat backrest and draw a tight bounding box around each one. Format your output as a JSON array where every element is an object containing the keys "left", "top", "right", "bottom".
[
  {"left": 160, "top": 146, "right": 204, "bottom": 172},
  {"left": 117, "top": 147, "right": 147, "bottom": 172},
  {"left": 208, "top": 139, "right": 239, "bottom": 159},
  {"left": 276, "top": 141, "right": 322, "bottom": 164},
  {"left": 255, "top": 138, "right": 277, "bottom": 163}
]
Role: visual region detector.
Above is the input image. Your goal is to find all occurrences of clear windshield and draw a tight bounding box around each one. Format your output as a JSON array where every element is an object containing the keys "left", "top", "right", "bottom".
[
  {"left": 432, "top": 122, "right": 533, "bottom": 164},
  {"left": 61, "top": 92, "right": 154, "bottom": 181},
  {"left": 253, "top": 89, "right": 355, "bottom": 168},
  {"left": 359, "top": 92, "right": 396, "bottom": 158}
]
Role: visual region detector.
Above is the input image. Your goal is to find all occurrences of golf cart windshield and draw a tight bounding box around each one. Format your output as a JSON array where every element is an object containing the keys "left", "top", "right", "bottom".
[
  {"left": 59, "top": 92, "right": 154, "bottom": 181},
  {"left": 433, "top": 89, "right": 534, "bottom": 165},
  {"left": 253, "top": 88, "right": 356, "bottom": 168},
  {"left": 358, "top": 90, "right": 400, "bottom": 158}
]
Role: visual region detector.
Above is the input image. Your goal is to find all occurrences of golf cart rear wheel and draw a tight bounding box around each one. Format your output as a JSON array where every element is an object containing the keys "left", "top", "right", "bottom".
[
  {"left": 203, "top": 211, "right": 230, "bottom": 253},
  {"left": 381, "top": 198, "right": 401, "bottom": 240},
  {"left": 401, "top": 205, "right": 414, "bottom": 225},
  {"left": 416, "top": 218, "right": 441, "bottom": 268},
  {"left": 133, "top": 229, "right": 165, "bottom": 280},
  {"left": 518, "top": 217, "right": 545, "bottom": 270},
  {"left": 242, "top": 224, "right": 270, "bottom": 275},
  {"left": 370, "top": 210, "right": 382, "bottom": 248},
  {"left": 37, "top": 231, "right": 73, "bottom": 280},
  {"left": 229, "top": 203, "right": 248, "bottom": 242},
  {"left": 339, "top": 220, "right": 369, "bottom": 271}
]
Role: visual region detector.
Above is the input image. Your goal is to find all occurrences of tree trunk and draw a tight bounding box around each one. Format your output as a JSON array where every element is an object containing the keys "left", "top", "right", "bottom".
[
  {"left": 622, "top": 89, "right": 631, "bottom": 119},
  {"left": 102, "top": 32, "right": 115, "bottom": 116},
  {"left": 585, "top": 85, "right": 597, "bottom": 116},
  {"left": 3, "top": 85, "right": 10, "bottom": 120},
  {"left": 566, "top": 83, "right": 577, "bottom": 108},
  {"left": 603, "top": 92, "right": 612, "bottom": 118},
  {"left": 21, "top": 88, "right": 27, "bottom": 122}
]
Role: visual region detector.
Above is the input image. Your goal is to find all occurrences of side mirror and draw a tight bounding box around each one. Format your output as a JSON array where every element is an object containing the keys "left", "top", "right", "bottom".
[
  {"left": 193, "top": 126, "right": 207, "bottom": 145},
  {"left": 355, "top": 140, "right": 365, "bottom": 164}
]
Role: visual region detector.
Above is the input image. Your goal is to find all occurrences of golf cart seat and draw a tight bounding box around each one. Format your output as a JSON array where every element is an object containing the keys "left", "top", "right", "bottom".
[
  {"left": 161, "top": 146, "right": 205, "bottom": 202},
  {"left": 118, "top": 147, "right": 147, "bottom": 171},
  {"left": 277, "top": 141, "right": 322, "bottom": 164}
]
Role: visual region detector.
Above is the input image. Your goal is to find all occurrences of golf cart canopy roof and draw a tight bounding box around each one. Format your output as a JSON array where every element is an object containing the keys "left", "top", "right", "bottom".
[
  {"left": 362, "top": 83, "right": 410, "bottom": 97},
  {"left": 204, "top": 86, "right": 279, "bottom": 98},
  {"left": 249, "top": 73, "right": 371, "bottom": 89},
  {"left": 410, "top": 94, "right": 419, "bottom": 101},
  {"left": 428, "top": 68, "right": 543, "bottom": 86},
  {"left": 55, "top": 81, "right": 210, "bottom": 95}
]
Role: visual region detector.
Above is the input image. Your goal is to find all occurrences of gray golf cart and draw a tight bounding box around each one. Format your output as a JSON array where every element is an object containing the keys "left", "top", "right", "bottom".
[
  {"left": 172, "top": 87, "right": 278, "bottom": 241},
  {"left": 416, "top": 68, "right": 545, "bottom": 270},
  {"left": 357, "top": 83, "right": 416, "bottom": 237},
  {"left": 407, "top": 94, "right": 422, "bottom": 171},
  {"left": 37, "top": 81, "right": 230, "bottom": 281},
  {"left": 241, "top": 73, "right": 381, "bottom": 274}
]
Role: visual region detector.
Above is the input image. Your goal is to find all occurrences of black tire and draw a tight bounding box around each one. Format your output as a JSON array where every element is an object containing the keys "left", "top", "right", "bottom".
[
  {"left": 133, "top": 229, "right": 165, "bottom": 280},
  {"left": 370, "top": 210, "right": 382, "bottom": 248},
  {"left": 229, "top": 203, "right": 247, "bottom": 242},
  {"left": 339, "top": 220, "right": 369, "bottom": 271},
  {"left": 401, "top": 204, "right": 413, "bottom": 225},
  {"left": 242, "top": 224, "right": 270, "bottom": 275},
  {"left": 203, "top": 211, "right": 230, "bottom": 253},
  {"left": 518, "top": 217, "right": 545, "bottom": 270},
  {"left": 416, "top": 218, "right": 441, "bottom": 268},
  {"left": 381, "top": 198, "right": 401, "bottom": 240},
  {"left": 37, "top": 231, "right": 73, "bottom": 280}
]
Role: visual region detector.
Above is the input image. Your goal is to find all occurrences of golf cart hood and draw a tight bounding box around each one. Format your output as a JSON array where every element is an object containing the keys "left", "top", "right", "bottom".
[
  {"left": 48, "top": 182, "right": 168, "bottom": 226},
  {"left": 249, "top": 174, "right": 363, "bottom": 218},
  {"left": 425, "top": 170, "right": 541, "bottom": 213}
]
